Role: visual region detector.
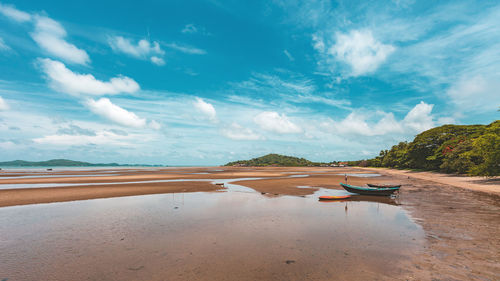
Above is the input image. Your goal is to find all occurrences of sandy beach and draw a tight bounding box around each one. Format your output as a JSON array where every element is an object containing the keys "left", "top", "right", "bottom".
[
  {"left": 0, "top": 166, "right": 395, "bottom": 207},
  {"left": 359, "top": 167, "right": 500, "bottom": 195},
  {"left": 0, "top": 166, "right": 499, "bottom": 280}
]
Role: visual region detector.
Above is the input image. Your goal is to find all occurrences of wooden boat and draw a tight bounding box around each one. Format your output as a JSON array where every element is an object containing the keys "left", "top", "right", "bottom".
[
  {"left": 319, "top": 195, "right": 352, "bottom": 200},
  {"left": 367, "top": 183, "right": 401, "bottom": 188},
  {"left": 340, "top": 183, "right": 399, "bottom": 196}
]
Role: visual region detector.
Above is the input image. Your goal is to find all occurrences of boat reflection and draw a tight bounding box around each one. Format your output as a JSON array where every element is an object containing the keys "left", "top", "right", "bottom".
[{"left": 318, "top": 194, "right": 399, "bottom": 206}]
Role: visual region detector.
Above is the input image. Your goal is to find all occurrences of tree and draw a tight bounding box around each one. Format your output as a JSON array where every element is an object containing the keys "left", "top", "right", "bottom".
[
  {"left": 468, "top": 121, "right": 500, "bottom": 176},
  {"left": 363, "top": 120, "right": 499, "bottom": 176}
]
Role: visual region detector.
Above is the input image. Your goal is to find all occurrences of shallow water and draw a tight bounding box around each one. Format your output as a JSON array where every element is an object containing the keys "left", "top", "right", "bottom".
[
  {"left": 0, "top": 175, "right": 308, "bottom": 190},
  {"left": 0, "top": 177, "right": 266, "bottom": 190},
  {"left": 0, "top": 174, "right": 120, "bottom": 179},
  {"left": 0, "top": 166, "right": 162, "bottom": 172},
  {"left": 0, "top": 188, "right": 423, "bottom": 280}
]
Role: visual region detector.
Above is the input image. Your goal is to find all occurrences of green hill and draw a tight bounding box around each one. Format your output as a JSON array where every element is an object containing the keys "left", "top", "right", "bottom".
[
  {"left": 349, "top": 120, "right": 499, "bottom": 176},
  {"left": 0, "top": 159, "right": 148, "bottom": 167},
  {"left": 225, "top": 154, "right": 316, "bottom": 167}
]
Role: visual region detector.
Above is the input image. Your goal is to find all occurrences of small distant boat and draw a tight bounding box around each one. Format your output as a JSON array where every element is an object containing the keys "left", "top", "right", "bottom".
[
  {"left": 319, "top": 195, "right": 352, "bottom": 200},
  {"left": 367, "top": 183, "right": 401, "bottom": 188},
  {"left": 340, "top": 183, "right": 400, "bottom": 196}
]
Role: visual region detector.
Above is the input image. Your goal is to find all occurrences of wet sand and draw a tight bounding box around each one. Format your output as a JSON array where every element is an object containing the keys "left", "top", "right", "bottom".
[
  {"left": 359, "top": 167, "right": 500, "bottom": 195},
  {"left": 0, "top": 166, "right": 499, "bottom": 280},
  {"left": 360, "top": 168, "right": 500, "bottom": 280},
  {"left": 234, "top": 173, "right": 390, "bottom": 196},
  {"left": 0, "top": 181, "right": 220, "bottom": 207},
  {"left": 0, "top": 167, "right": 384, "bottom": 207}
]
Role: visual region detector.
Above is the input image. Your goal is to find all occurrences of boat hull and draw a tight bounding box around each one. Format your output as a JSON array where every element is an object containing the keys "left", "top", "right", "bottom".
[
  {"left": 319, "top": 195, "right": 352, "bottom": 200},
  {"left": 340, "top": 183, "right": 399, "bottom": 196},
  {"left": 367, "top": 184, "right": 402, "bottom": 188}
]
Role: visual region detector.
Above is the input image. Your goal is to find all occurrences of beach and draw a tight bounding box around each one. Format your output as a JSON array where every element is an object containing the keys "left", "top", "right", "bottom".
[
  {"left": 0, "top": 166, "right": 498, "bottom": 280},
  {"left": 0, "top": 167, "right": 393, "bottom": 207}
]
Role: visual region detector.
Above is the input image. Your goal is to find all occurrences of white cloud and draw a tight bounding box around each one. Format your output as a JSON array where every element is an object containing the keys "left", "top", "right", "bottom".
[
  {"left": 331, "top": 112, "right": 373, "bottom": 136},
  {"left": 150, "top": 56, "right": 165, "bottom": 66},
  {"left": 373, "top": 112, "right": 404, "bottom": 134},
  {"left": 85, "top": 98, "right": 147, "bottom": 128},
  {"left": 0, "top": 3, "right": 31, "bottom": 22},
  {"left": 402, "top": 101, "right": 435, "bottom": 132},
  {"left": 312, "top": 34, "right": 325, "bottom": 53},
  {"left": 229, "top": 72, "right": 315, "bottom": 97},
  {"left": 323, "top": 101, "right": 441, "bottom": 136},
  {"left": 31, "top": 15, "right": 90, "bottom": 65},
  {"left": 284, "top": 49, "right": 294, "bottom": 61},
  {"left": 181, "top": 23, "right": 211, "bottom": 36},
  {"left": 295, "top": 94, "right": 352, "bottom": 110},
  {"left": 0, "top": 96, "right": 9, "bottom": 110},
  {"left": 254, "top": 111, "right": 302, "bottom": 134},
  {"left": 182, "top": 24, "right": 198, "bottom": 34},
  {"left": 108, "top": 36, "right": 163, "bottom": 57},
  {"left": 148, "top": 120, "right": 162, "bottom": 130},
  {"left": 329, "top": 29, "right": 395, "bottom": 76},
  {"left": 39, "top": 58, "right": 139, "bottom": 95},
  {"left": 165, "top": 43, "right": 206, "bottom": 55},
  {"left": 108, "top": 36, "right": 165, "bottom": 65},
  {"left": 389, "top": 5, "right": 500, "bottom": 81},
  {"left": 0, "top": 5, "right": 89, "bottom": 64},
  {"left": 194, "top": 97, "right": 217, "bottom": 122},
  {"left": 33, "top": 130, "right": 133, "bottom": 146},
  {"left": 0, "top": 37, "right": 10, "bottom": 51},
  {"left": 446, "top": 75, "right": 500, "bottom": 111},
  {"left": 221, "top": 122, "right": 262, "bottom": 140},
  {"left": 437, "top": 117, "right": 455, "bottom": 125}
]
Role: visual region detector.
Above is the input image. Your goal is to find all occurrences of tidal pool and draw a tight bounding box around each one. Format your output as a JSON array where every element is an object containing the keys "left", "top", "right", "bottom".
[
  {"left": 0, "top": 175, "right": 308, "bottom": 190},
  {"left": 0, "top": 187, "right": 423, "bottom": 281}
]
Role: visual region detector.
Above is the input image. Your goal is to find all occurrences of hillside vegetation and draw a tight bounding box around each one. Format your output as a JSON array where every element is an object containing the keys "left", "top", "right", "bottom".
[
  {"left": 225, "top": 154, "right": 317, "bottom": 167},
  {"left": 349, "top": 120, "right": 499, "bottom": 176},
  {"left": 0, "top": 159, "right": 156, "bottom": 167}
]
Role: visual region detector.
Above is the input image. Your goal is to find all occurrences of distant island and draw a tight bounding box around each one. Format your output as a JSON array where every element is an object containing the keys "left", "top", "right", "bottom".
[
  {"left": 348, "top": 120, "right": 499, "bottom": 176},
  {"left": 225, "top": 153, "right": 336, "bottom": 167},
  {"left": 0, "top": 159, "right": 162, "bottom": 167}
]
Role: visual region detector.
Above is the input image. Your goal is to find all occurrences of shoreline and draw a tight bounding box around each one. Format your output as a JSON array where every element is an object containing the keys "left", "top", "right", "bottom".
[{"left": 357, "top": 167, "right": 499, "bottom": 195}]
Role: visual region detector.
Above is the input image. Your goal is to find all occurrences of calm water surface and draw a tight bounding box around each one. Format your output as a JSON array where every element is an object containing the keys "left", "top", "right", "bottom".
[{"left": 0, "top": 187, "right": 423, "bottom": 280}]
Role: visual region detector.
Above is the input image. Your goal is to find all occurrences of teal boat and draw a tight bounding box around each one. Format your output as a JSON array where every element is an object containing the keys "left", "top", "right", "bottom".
[
  {"left": 367, "top": 183, "right": 401, "bottom": 188},
  {"left": 340, "top": 183, "right": 400, "bottom": 196}
]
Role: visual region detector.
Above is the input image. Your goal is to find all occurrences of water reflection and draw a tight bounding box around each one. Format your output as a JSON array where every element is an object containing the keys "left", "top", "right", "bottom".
[
  {"left": 317, "top": 194, "right": 399, "bottom": 206},
  {"left": 0, "top": 175, "right": 309, "bottom": 190},
  {"left": 0, "top": 190, "right": 423, "bottom": 280},
  {"left": 0, "top": 174, "right": 119, "bottom": 179}
]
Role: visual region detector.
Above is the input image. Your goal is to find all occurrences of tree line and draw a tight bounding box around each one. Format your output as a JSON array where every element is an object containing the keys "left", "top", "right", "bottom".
[
  {"left": 225, "top": 153, "right": 318, "bottom": 167},
  {"left": 347, "top": 120, "right": 499, "bottom": 176}
]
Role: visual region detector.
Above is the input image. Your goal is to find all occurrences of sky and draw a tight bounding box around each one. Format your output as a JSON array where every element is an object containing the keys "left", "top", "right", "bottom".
[{"left": 0, "top": 0, "right": 499, "bottom": 165}]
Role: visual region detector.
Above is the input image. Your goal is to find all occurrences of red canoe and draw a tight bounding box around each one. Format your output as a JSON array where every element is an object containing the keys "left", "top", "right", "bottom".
[{"left": 319, "top": 195, "right": 352, "bottom": 200}]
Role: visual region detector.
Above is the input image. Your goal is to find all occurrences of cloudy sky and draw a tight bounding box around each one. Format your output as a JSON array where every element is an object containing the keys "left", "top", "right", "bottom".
[{"left": 0, "top": 0, "right": 499, "bottom": 165}]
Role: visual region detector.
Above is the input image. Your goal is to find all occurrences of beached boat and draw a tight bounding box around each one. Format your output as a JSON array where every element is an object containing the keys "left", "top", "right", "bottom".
[
  {"left": 367, "top": 183, "right": 401, "bottom": 188},
  {"left": 340, "top": 183, "right": 400, "bottom": 196},
  {"left": 319, "top": 195, "right": 352, "bottom": 200}
]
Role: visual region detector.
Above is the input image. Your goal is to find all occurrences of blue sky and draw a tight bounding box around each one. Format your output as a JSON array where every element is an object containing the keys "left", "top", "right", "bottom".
[{"left": 0, "top": 0, "right": 499, "bottom": 165}]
